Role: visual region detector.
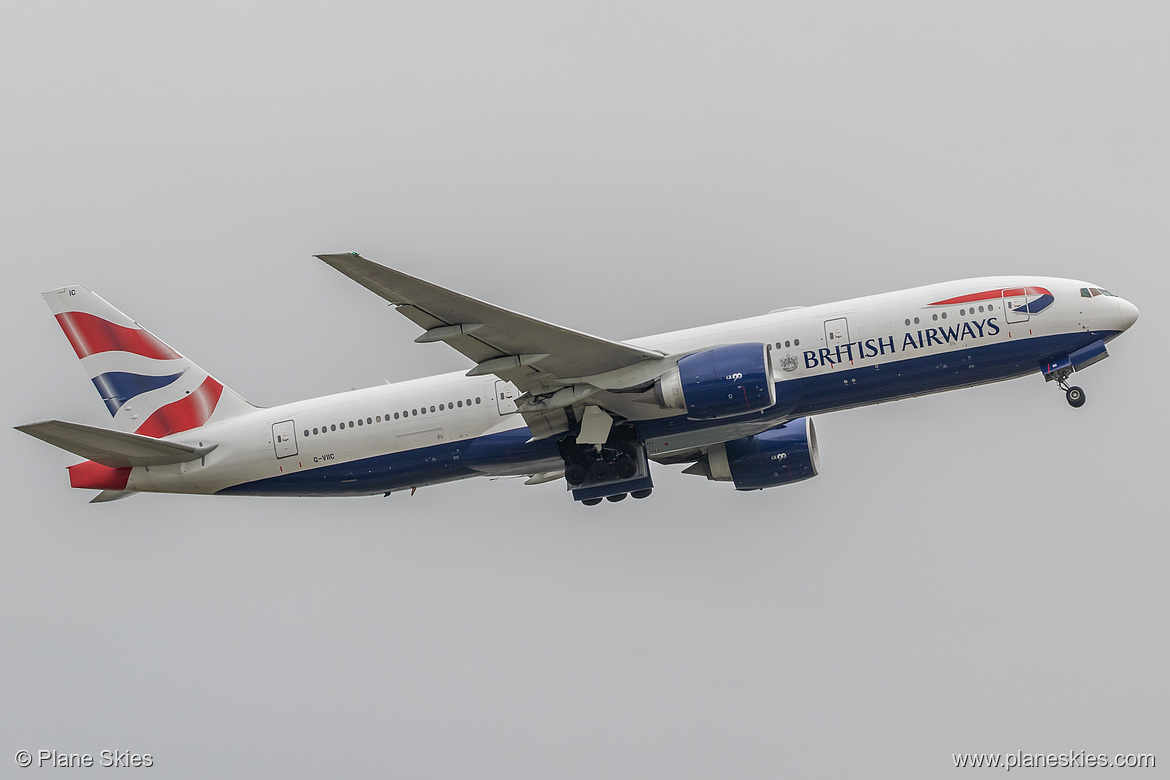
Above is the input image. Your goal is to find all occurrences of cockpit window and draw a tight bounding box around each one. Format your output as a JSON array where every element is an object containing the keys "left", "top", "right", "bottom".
[{"left": 1083, "top": 287, "right": 1116, "bottom": 298}]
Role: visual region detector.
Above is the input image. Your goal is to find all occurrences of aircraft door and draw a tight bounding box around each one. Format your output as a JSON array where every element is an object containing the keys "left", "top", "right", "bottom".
[
  {"left": 824, "top": 318, "right": 850, "bottom": 350},
  {"left": 495, "top": 380, "right": 519, "bottom": 415},
  {"left": 1002, "top": 288, "right": 1030, "bottom": 324},
  {"left": 272, "top": 420, "right": 298, "bottom": 459}
]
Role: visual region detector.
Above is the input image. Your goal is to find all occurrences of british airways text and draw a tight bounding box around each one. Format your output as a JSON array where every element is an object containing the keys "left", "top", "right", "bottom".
[{"left": 804, "top": 317, "right": 1001, "bottom": 368}]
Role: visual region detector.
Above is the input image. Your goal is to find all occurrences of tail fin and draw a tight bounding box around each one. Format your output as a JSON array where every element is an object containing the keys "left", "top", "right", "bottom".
[{"left": 43, "top": 285, "right": 255, "bottom": 437}]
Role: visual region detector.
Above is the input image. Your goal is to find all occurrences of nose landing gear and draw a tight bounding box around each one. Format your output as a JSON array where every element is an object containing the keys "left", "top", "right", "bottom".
[
  {"left": 1046, "top": 363, "right": 1087, "bottom": 408},
  {"left": 1064, "top": 384, "right": 1086, "bottom": 408},
  {"left": 1051, "top": 368, "right": 1086, "bottom": 408}
]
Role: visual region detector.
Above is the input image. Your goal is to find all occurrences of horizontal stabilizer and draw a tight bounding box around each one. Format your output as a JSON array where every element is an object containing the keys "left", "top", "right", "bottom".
[
  {"left": 90, "top": 490, "right": 137, "bottom": 503},
  {"left": 15, "top": 419, "right": 216, "bottom": 468}
]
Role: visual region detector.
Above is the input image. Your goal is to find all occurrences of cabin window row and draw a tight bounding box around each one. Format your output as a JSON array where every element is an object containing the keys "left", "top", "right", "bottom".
[
  {"left": 904, "top": 303, "right": 995, "bottom": 327},
  {"left": 302, "top": 396, "right": 483, "bottom": 438},
  {"left": 772, "top": 338, "right": 801, "bottom": 349}
]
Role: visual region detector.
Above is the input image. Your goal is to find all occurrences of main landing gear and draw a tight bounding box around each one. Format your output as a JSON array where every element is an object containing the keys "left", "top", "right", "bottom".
[{"left": 559, "top": 426, "right": 655, "bottom": 506}]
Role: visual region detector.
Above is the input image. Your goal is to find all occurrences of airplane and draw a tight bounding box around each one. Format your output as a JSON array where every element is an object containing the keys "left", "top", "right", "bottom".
[{"left": 17, "top": 253, "right": 1139, "bottom": 506}]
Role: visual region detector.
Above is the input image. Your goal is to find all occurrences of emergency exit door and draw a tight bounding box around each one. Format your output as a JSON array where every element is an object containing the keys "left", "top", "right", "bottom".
[
  {"left": 272, "top": 420, "right": 298, "bottom": 458},
  {"left": 824, "top": 318, "right": 850, "bottom": 349},
  {"left": 495, "top": 380, "right": 519, "bottom": 414},
  {"left": 1001, "top": 288, "right": 1030, "bottom": 324}
]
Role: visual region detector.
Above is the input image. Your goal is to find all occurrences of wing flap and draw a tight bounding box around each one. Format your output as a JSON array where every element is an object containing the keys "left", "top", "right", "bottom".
[{"left": 16, "top": 419, "right": 216, "bottom": 468}]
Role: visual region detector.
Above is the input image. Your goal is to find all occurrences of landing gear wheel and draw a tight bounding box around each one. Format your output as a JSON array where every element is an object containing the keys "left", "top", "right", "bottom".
[
  {"left": 1065, "top": 385, "right": 1086, "bottom": 408},
  {"left": 606, "top": 493, "right": 627, "bottom": 502},
  {"left": 631, "top": 488, "right": 653, "bottom": 500},
  {"left": 589, "top": 461, "right": 612, "bottom": 482},
  {"left": 614, "top": 456, "right": 637, "bottom": 480},
  {"left": 581, "top": 498, "right": 602, "bottom": 507},
  {"left": 565, "top": 464, "right": 588, "bottom": 486}
]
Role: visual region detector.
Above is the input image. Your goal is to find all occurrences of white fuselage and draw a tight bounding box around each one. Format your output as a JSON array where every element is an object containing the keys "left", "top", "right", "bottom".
[{"left": 124, "top": 275, "right": 1135, "bottom": 497}]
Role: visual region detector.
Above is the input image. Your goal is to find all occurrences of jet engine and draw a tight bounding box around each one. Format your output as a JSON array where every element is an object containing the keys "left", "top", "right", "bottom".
[
  {"left": 654, "top": 343, "right": 776, "bottom": 419},
  {"left": 684, "top": 417, "right": 820, "bottom": 490}
]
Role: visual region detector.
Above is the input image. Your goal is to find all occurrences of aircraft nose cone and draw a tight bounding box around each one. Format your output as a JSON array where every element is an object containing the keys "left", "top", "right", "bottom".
[{"left": 1118, "top": 298, "right": 1139, "bottom": 331}]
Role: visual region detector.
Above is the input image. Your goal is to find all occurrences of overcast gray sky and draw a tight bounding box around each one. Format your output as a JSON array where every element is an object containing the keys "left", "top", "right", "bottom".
[{"left": 3, "top": 2, "right": 1167, "bottom": 777}]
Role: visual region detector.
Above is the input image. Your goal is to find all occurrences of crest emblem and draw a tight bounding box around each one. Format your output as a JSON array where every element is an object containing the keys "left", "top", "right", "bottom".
[{"left": 779, "top": 354, "right": 798, "bottom": 372}]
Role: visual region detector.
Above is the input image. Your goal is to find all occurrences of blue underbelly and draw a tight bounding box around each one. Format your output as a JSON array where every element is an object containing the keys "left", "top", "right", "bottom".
[{"left": 220, "top": 329, "right": 1117, "bottom": 497}]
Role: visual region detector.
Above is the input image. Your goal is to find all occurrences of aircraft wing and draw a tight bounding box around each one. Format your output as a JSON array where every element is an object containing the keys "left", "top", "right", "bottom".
[{"left": 317, "top": 253, "right": 664, "bottom": 393}]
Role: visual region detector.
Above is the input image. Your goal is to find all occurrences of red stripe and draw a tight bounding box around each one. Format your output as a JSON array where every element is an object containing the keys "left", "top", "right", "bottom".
[
  {"left": 134, "top": 376, "right": 224, "bottom": 438},
  {"left": 928, "top": 289, "right": 1003, "bottom": 306},
  {"left": 55, "top": 311, "right": 180, "bottom": 360},
  {"left": 68, "top": 461, "right": 131, "bottom": 490},
  {"left": 930, "top": 286, "right": 1051, "bottom": 306}
]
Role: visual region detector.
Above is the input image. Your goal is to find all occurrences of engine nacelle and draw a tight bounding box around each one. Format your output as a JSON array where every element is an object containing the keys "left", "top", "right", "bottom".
[
  {"left": 686, "top": 418, "right": 820, "bottom": 490},
  {"left": 655, "top": 343, "right": 776, "bottom": 420}
]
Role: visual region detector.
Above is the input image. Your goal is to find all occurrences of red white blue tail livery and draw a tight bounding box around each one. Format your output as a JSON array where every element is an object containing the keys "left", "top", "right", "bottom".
[{"left": 42, "top": 285, "right": 254, "bottom": 437}]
